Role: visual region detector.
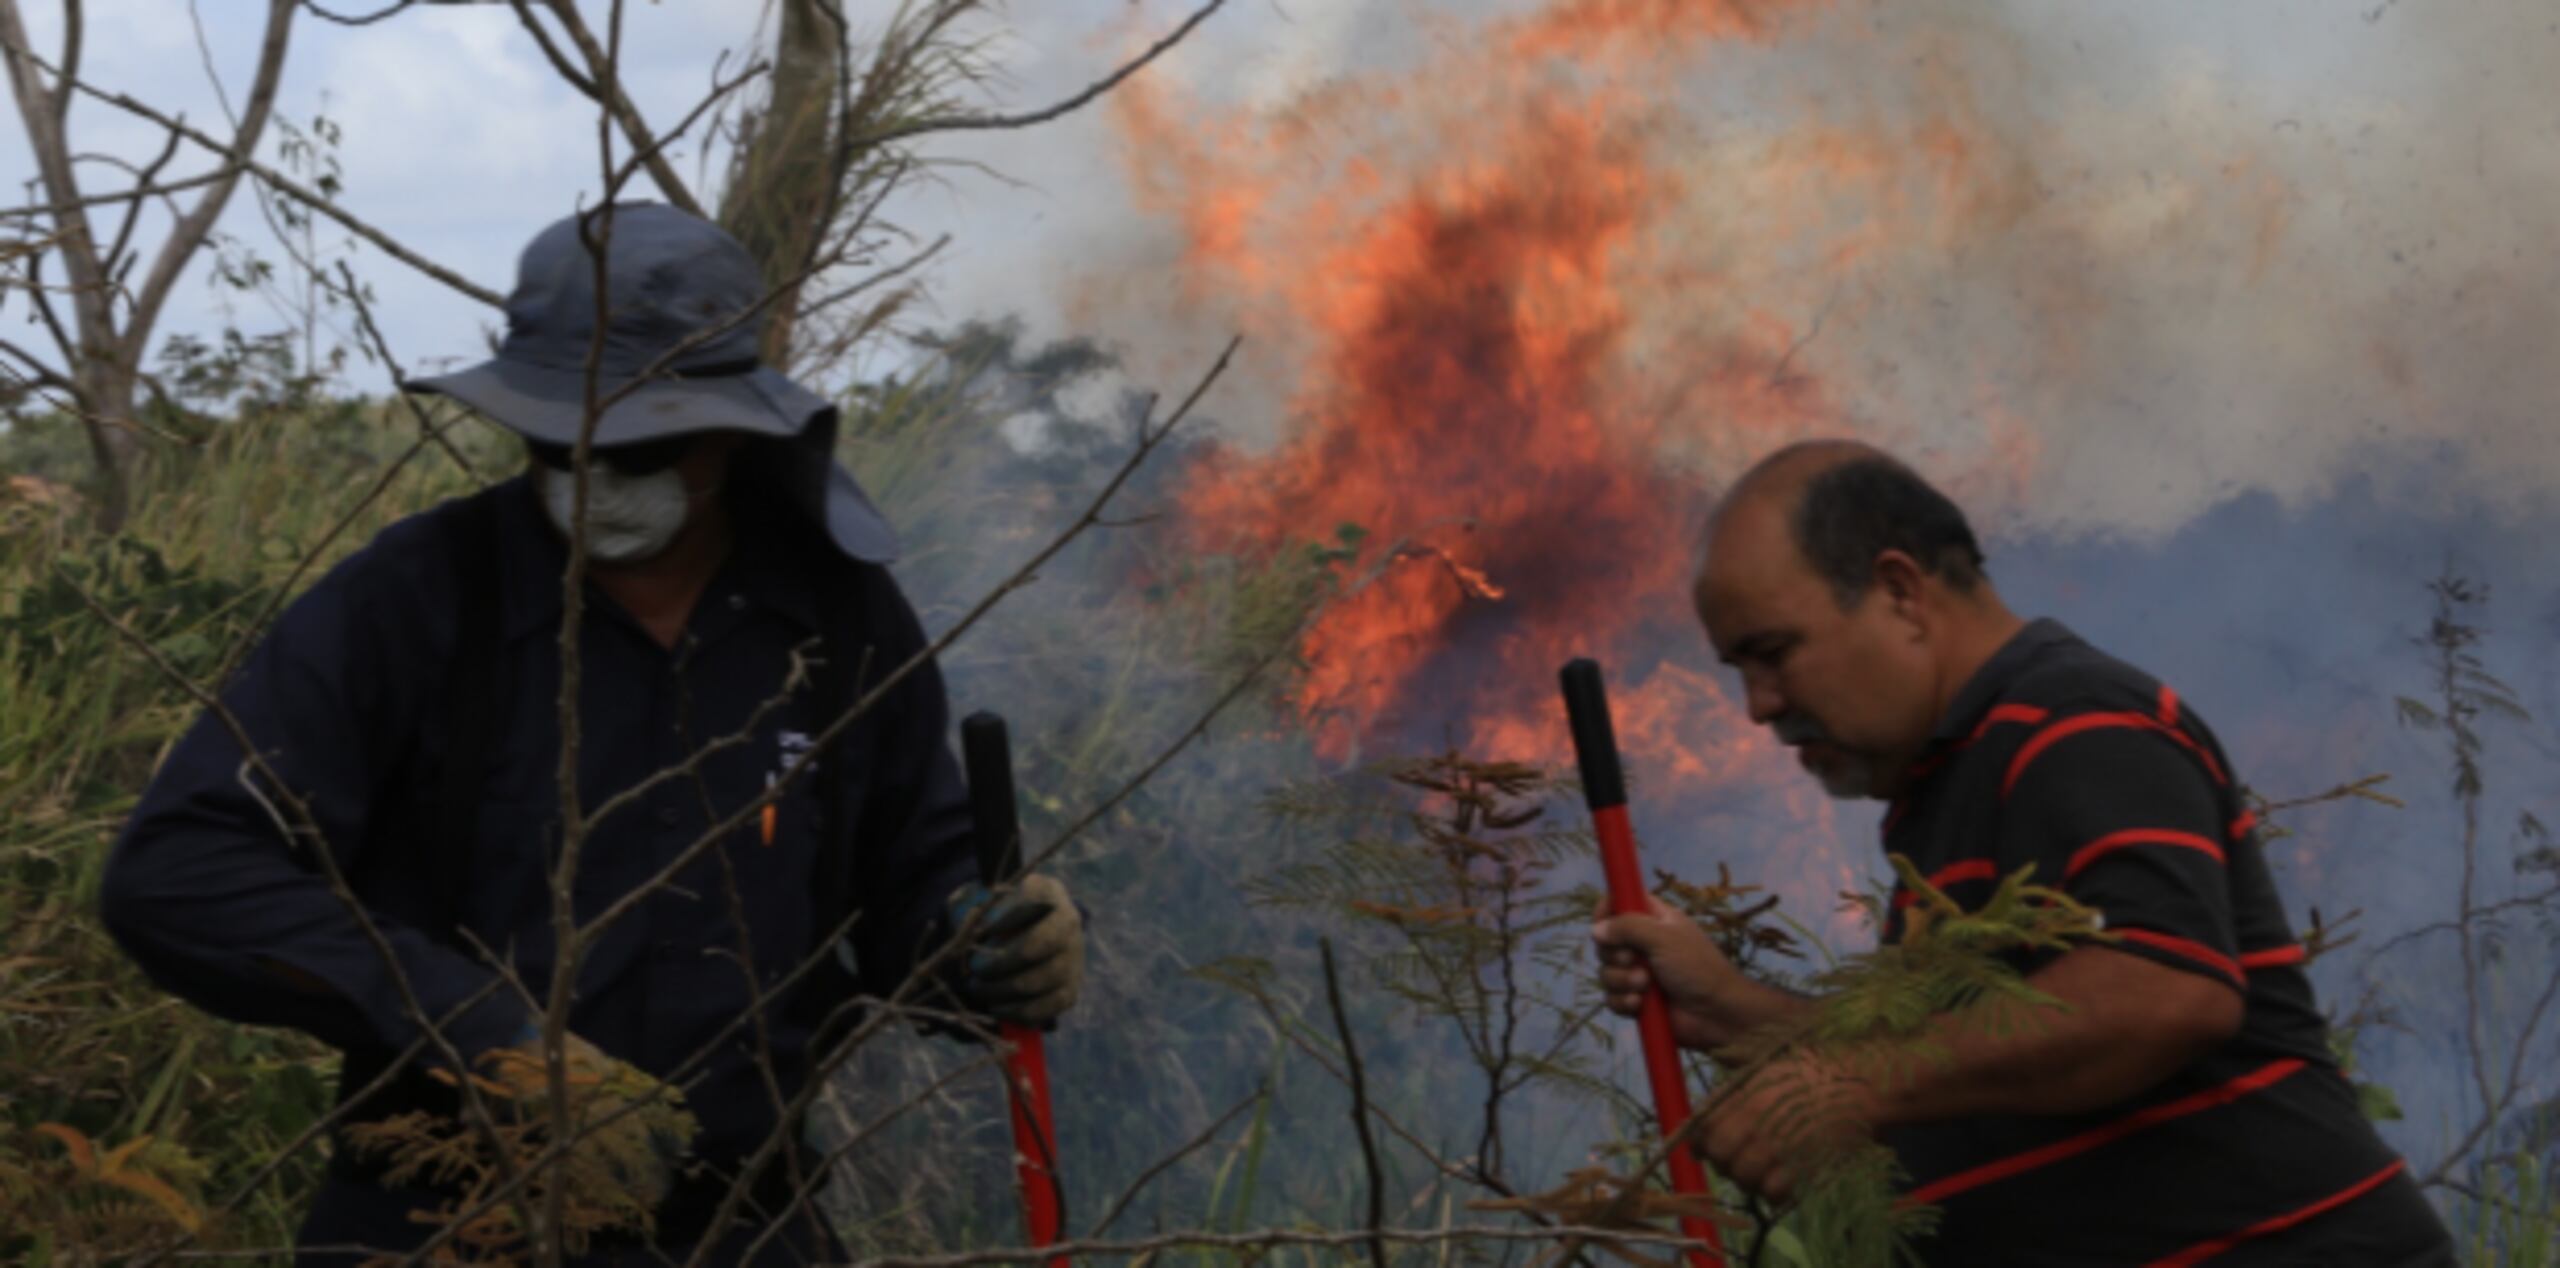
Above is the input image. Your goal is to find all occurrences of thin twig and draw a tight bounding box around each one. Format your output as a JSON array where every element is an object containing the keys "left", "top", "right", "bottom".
[
  {"left": 165, "top": 1224, "right": 1721, "bottom": 1266},
  {"left": 1763, "top": 291, "right": 1835, "bottom": 389},
  {"left": 211, "top": 396, "right": 475, "bottom": 685},
  {"left": 578, "top": 336, "right": 1242, "bottom": 953},
  {"left": 733, "top": 1043, "right": 1008, "bottom": 1264},
  {"left": 1322, "top": 938, "right": 1391, "bottom": 1268},
  {"left": 529, "top": 0, "right": 707, "bottom": 215},
  {"left": 2360, "top": 881, "right": 2560, "bottom": 964},
  {"left": 861, "top": 0, "right": 1226, "bottom": 146},
  {"left": 500, "top": 0, "right": 599, "bottom": 100},
  {"left": 32, "top": 51, "right": 505, "bottom": 308},
  {"left": 849, "top": 1223, "right": 1721, "bottom": 1267},
  {"left": 1225, "top": 962, "right": 1546, "bottom": 1214},
  {"left": 605, "top": 52, "right": 768, "bottom": 199},
  {"left": 671, "top": 340, "right": 1247, "bottom": 1256},
  {"left": 0, "top": 165, "right": 233, "bottom": 219},
  {"left": 333, "top": 259, "right": 482, "bottom": 477},
  {"left": 1085, "top": 1082, "right": 1270, "bottom": 1239},
  {"left": 61, "top": 577, "right": 548, "bottom": 1260},
  {"left": 300, "top": 0, "right": 417, "bottom": 24},
  {"left": 531, "top": 16, "right": 636, "bottom": 1260}
]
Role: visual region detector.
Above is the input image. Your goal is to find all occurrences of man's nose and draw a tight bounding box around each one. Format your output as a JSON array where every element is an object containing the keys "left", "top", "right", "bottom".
[{"left": 1744, "top": 674, "right": 1784, "bottom": 725}]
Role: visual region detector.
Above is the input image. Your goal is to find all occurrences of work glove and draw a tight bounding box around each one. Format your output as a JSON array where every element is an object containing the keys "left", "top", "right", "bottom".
[
  {"left": 949, "top": 873, "right": 1085, "bottom": 1026},
  {"left": 460, "top": 1024, "right": 695, "bottom": 1209}
]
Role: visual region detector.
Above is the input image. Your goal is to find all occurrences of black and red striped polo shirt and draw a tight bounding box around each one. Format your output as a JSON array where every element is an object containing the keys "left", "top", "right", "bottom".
[{"left": 1877, "top": 619, "right": 2452, "bottom": 1266}]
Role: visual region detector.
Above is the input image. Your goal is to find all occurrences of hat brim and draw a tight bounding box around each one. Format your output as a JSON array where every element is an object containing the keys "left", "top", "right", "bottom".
[
  {"left": 408, "top": 357, "right": 899, "bottom": 564},
  {"left": 405, "top": 357, "right": 827, "bottom": 447}
]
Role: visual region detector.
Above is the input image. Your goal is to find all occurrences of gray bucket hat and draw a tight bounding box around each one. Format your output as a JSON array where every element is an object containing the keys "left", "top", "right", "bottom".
[{"left": 406, "top": 201, "right": 897, "bottom": 562}]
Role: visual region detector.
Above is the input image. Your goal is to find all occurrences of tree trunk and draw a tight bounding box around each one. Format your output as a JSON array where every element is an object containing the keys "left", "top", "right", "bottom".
[
  {"left": 0, "top": 0, "right": 295, "bottom": 533},
  {"left": 71, "top": 349, "right": 141, "bottom": 530},
  {"left": 717, "top": 0, "right": 840, "bottom": 371}
]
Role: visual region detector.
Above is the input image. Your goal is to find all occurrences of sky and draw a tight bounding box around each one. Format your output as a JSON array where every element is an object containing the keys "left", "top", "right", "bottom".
[
  {"left": 0, "top": 1, "right": 1318, "bottom": 380},
  {"left": 7, "top": 1, "right": 2556, "bottom": 545}
]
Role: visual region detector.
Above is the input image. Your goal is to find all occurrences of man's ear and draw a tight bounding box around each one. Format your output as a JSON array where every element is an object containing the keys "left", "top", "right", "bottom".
[{"left": 1871, "top": 550, "right": 1929, "bottom": 627}]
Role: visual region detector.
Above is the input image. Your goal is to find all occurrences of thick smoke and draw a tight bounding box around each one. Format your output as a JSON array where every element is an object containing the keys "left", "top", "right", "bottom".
[
  {"left": 904, "top": 0, "right": 2560, "bottom": 1187},
  {"left": 928, "top": 0, "right": 2560, "bottom": 540}
]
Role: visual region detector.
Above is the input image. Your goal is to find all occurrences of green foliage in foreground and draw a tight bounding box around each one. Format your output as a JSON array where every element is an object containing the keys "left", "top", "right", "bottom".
[
  {"left": 4, "top": 328, "right": 2557, "bottom": 1264},
  {"left": 1, "top": 394, "right": 501, "bottom": 1253}
]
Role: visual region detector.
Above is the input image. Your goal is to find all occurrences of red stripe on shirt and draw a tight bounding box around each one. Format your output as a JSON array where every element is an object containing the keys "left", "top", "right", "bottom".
[
  {"left": 2239, "top": 943, "right": 2308, "bottom": 971},
  {"left": 1968, "top": 703, "right": 2051, "bottom": 744},
  {"left": 2064, "top": 828, "right": 2227, "bottom": 881},
  {"left": 2228, "top": 809, "right": 2259, "bottom": 841},
  {"left": 1906, "top": 1058, "right": 2309, "bottom": 1206},
  {"left": 2004, "top": 712, "right": 2230, "bottom": 798},
  {"left": 2158, "top": 683, "right": 2180, "bottom": 727},
  {"left": 1892, "top": 858, "right": 2000, "bottom": 909},
  {"left": 2114, "top": 929, "right": 2247, "bottom": 989},
  {"left": 2143, "top": 1159, "right": 2408, "bottom": 1267}
]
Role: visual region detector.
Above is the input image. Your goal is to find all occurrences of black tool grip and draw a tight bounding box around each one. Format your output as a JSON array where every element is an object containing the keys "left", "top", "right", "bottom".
[
  {"left": 1560, "top": 659, "right": 1627, "bottom": 811},
  {"left": 961, "top": 711, "right": 1023, "bottom": 888}
]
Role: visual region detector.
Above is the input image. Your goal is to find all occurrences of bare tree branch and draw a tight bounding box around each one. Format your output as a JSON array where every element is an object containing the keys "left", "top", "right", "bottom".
[
  {"left": 35, "top": 54, "right": 504, "bottom": 308},
  {"left": 580, "top": 335, "right": 1242, "bottom": 960},
  {"left": 47, "top": 0, "right": 74, "bottom": 118},
  {"left": 734, "top": 1041, "right": 1007, "bottom": 1264},
  {"left": 62, "top": 577, "right": 550, "bottom": 1261},
  {"left": 99, "top": 128, "right": 187, "bottom": 286},
  {"left": 0, "top": 0, "right": 115, "bottom": 369},
  {"left": 2360, "top": 880, "right": 2560, "bottom": 964},
  {"left": 0, "top": 334, "right": 73, "bottom": 391},
  {"left": 605, "top": 51, "right": 768, "bottom": 201},
  {"left": 1323, "top": 938, "right": 1392, "bottom": 1268},
  {"left": 19, "top": 249, "right": 80, "bottom": 368},
  {"left": 524, "top": 0, "right": 707, "bottom": 216},
  {"left": 173, "top": 1221, "right": 1722, "bottom": 1266},
  {"left": 117, "top": 0, "right": 296, "bottom": 375},
  {"left": 793, "top": 229, "right": 945, "bottom": 326},
  {"left": 301, "top": 0, "right": 420, "bottom": 26},
  {"left": 333, "top": 259, "right": 483, "bottom": 478},
  {"left": 860, "top": 0, "right": 1226, "bottom": 147},
  {"left": 214, "top": 389, "right": 477, "bottom": 684},
  {"left": 1085, "top": 1082, "right": 1269, "bottom": 1239},
  {"left": 501, "top": 0, "right": 600, "bottom": 102},
  {"left": 849, "top": 1222, "right": 1721, "bottom": 1267}
]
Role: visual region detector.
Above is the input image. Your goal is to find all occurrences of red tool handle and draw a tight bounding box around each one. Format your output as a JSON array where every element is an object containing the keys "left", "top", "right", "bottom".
[
  {"left": 1562, "top": 659, "right": 1725, "bottom": 1268},
  {"left": 962, "top": 713, "right": 1068, "bottom": 1266},
  {"left": 1001, "top": 1023, "right": 1065, "bottom": 1263}
]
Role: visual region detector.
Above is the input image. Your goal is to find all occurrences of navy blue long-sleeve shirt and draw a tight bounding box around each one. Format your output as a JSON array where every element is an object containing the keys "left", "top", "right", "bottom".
[{"left": 102, "top": 475, "right": 976, "bottom": 1204}]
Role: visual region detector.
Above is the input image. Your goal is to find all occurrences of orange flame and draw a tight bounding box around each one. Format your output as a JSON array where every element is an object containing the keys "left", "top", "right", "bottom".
[{"left": 1104, "top": 0, "right": 2008, "bottom": 928}]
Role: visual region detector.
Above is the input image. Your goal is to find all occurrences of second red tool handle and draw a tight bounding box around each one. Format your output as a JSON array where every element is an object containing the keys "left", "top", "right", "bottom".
[
  {"left": 1001, "top": 1023, "right": 1063, "bottom": 1255},
  {"left": 1562, "top": 659, "right": 1725, "bottom": 1268},
  {"left": 961, "top": 712, "right": 1068, "bottom": 1268}
]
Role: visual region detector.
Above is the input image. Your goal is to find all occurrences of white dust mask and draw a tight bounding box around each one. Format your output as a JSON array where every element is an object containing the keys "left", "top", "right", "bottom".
[{"left": 536, "top": 463, "right": 690, "bottom": 563}]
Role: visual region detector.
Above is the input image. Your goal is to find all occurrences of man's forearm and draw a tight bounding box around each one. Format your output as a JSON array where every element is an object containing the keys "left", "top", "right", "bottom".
[
  {"left": 1697, "top": 974, "right": 1819, "bottom": 1048},
  {"left": 1864, "top": 946, "right": 2240, "bottom": 1128}
]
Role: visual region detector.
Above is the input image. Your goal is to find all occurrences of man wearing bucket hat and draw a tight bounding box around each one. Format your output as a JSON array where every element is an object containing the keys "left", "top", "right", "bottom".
[{"left": 101, "top": 203, "right": 1085, "bottom": 1263}]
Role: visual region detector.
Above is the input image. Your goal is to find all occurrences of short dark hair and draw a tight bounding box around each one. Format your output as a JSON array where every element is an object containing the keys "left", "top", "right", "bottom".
[{"left": 1791, "top": 456, "right": 1987, "bottom": 607}]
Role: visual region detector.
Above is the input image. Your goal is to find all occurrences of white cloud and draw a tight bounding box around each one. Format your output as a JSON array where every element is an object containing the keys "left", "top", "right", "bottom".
[{"left": 11, "top": 1, "right": 2557, "bottom": 542}]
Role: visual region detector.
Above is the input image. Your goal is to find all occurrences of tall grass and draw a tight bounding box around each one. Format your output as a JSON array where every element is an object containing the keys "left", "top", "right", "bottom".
[
  {"left": 0, "top": 394, "right": 505, "bottom": 1252},
  {"left": 4, "top": 333, "right": 2557, "bottom": 1262}
]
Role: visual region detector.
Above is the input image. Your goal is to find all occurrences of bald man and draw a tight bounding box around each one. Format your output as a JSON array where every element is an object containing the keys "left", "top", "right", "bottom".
[{"left": 1594, "top": 443, "right": 2451, "bottom": 1265}]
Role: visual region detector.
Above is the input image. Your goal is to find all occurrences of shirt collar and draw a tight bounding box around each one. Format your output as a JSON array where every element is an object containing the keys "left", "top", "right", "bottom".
[
  {"left": 492, "top": 474, "right": 824, "bottom": 642},
  {"left": 1926, "top": 617, "right": 2079, "bottom": 745}
]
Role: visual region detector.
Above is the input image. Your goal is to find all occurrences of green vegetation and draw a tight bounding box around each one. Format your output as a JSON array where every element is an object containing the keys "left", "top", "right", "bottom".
[
  {"left": 2, "top": 331, "right": 2556, "bottom": 1264},
  {"left": 0, "top": 386, "right": 497, "bottom": 1254}
]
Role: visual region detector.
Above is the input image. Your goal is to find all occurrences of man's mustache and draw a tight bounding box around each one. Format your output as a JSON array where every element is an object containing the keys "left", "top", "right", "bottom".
[{"left": 1772, "top": 713, "right": 1831, "bottom": 747}]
